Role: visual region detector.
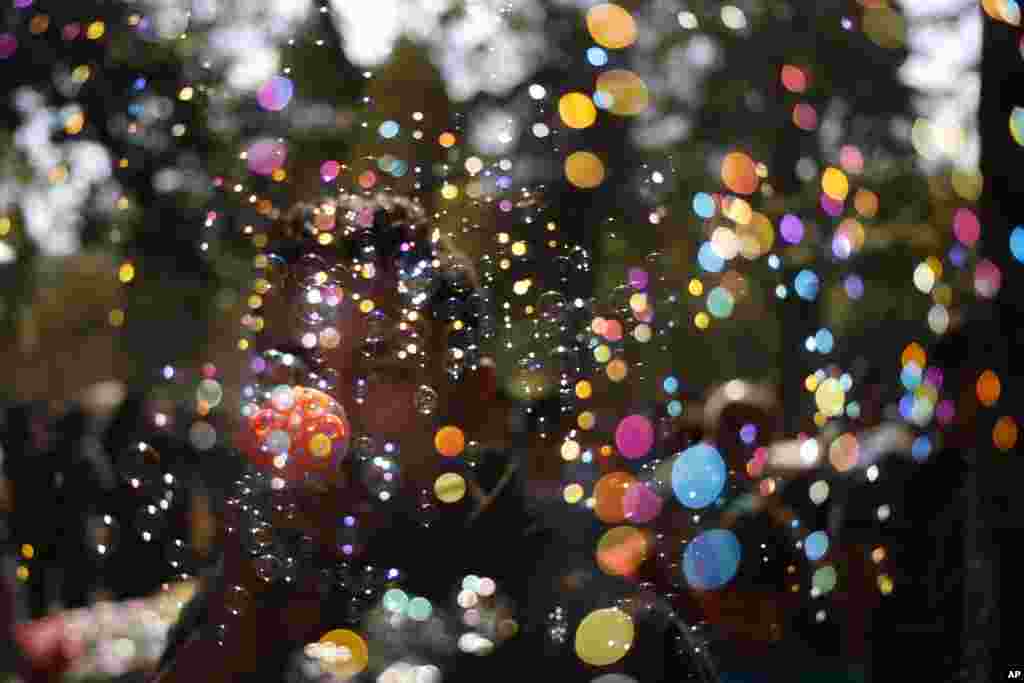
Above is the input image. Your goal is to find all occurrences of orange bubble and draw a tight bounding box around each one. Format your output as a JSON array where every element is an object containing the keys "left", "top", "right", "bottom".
[
  {"left": 595, "top": 69, "right": 649, "bottom": 116},
  {"left": 559, "top": 92, "right": 597, "bottom": 129},
  {"left": 586, "top": 3, "right": 637, "bottom": 49},
  {"left": 565, "top": 151, "right": 605, "bottom": 189},
  {"left": 900, "top": 342, "right": 926, "bottom": 369},
  {"left": 318, "top": 629, "right": 368, "bottom": 677},
  {"left": 721, "top": 152, "right": 758, "bottom": 195},
  {"left": 854, "top": 189, "right": 879, "bottom": 218},
  {"left": 993, "top": 416, "right": 1018, "bottom": 451},
  {"left": 594, "top": 471, "right": 636, "bottom": 524},
  {"left": 976, "top": 370, "right": 1001, "bottom": 407},
  {"left": 439, "top": 132, "right": 457, "bottom": 148},
  {"left": 434, "top": 425, "right": 466, "bottom": 458},
  {"left": 596, "top": 526, "right": 650, "bottom": 577}
]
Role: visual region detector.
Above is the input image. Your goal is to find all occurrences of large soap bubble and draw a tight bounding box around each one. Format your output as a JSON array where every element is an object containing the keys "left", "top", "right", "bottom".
[
  {"left": 671, "top": 443, "right": 726, "bottom": 509},
  {"left": 683, "top": 528, "right": 741, "bottom": 590},
  {"left": 574, "top": 607, "right": 635, "bottom": 666}
]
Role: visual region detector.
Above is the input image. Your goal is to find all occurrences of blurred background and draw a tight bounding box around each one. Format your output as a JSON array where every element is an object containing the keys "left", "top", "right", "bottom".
[{"left": 1, "top": 0, "right": 1022, "bottom": 681}]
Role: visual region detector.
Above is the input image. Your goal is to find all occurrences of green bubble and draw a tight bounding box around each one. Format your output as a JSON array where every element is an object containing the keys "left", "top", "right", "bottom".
[{"left": 407, "top": 596, "right": 432, "bottom": 621}]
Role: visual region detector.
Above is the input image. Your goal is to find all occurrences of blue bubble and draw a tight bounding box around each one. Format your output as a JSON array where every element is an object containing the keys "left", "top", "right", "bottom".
[
  {"left": 707, "top": 286, "right": 735, "bottom": 319},
  {"left": 899, "top": 393, "right": 915, "bottom": 421},
  {"left": 949, "top": 244, "right": 967, "bottom": 269},
  {"left": 911, "top": 435, "right": 931, "bottom": 462},
  {"left": 804, "top": 531, "right": 829, "bottom": 561},
  {"left": 593, "top": 90, "right": 614, "bottom": 110},
  {"left": 794, "top": 269, "right": 819, "bottom": 301},
  {"left": 586, "top": 46, "right": 608, "bottom": 66},
  {"left": 683, "top": 529, "right": 741, "bottom": 590},
  {"left": 814, "top": 328, "right": 834, "bottom": 354},
  {"left": 672, "top": 443, "right": 727, "bottom": 509},
  {"left": 693, "top": 192, "right": 716, "bottom": 218},
  {"left": 1011, "top": 226, "right": 1024, "bottom": 264},
  {"left": 378, "top": 120, "right": 400, "bottom": 138},
  {"left": 901, "top": 362, "right": 922, "bottom": 391},
  {"left": 667, "top": 399, "right": 683, "bottom": 417},
  {"left": 844, "top": 274, "right": 864, "bottom": 300},
  {"left": 663, "top": 376, "right": 679, "bottom": 394},
  {"left": 698, "top": 242, "right": 724, "bottom": 273}
]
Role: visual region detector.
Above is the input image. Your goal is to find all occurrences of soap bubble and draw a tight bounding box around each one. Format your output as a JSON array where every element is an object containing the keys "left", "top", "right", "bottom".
[
  {"left": 574, "top": 607, "right": 635, "bottom": 666},
  {"left": 682, "top": 528, "right": 741, "bottom": 590},
  {"left": 415, "top": 385, "right": 439, "bottom": 415},
  {"left": 671, "top": 443, "right": 726, "bottom": 509}
]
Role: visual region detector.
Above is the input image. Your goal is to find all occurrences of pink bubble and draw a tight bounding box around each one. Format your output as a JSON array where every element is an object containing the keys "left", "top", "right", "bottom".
[
  {"left": 623, "top": 481, "right": 663, "bottom": 523},
  {"left": 974, "top": 259, "right": 1001, "bottom": 299},
  {"left": 953, "top": 208, "right": 980, "bottom": 246},
  {"left": 840, "top": 145, "right": 864, "bottom": 174},
  {"left": 246, "top": 139, "right": 287, "bottom": 176},
  {"left": 615, "top": 414, "right": 654, "bottom": 460},
  {"left": 320, "top": 160, "right": 341, "bottom": 183},
  {"left": 0, "top": 33, "right": 17, "bottom": 60},
  {"left": 257, "top": 76, "right": 294, "bottom": 112},
  {"left": 820, "top": 194, "right": 843, "bottom": 217}
]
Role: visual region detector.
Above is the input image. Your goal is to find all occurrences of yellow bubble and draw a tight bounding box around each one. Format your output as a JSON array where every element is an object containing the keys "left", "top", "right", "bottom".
[
  {"left": 694, "top": 312, "right": 710, "bottom": 329},
  {"left": 632, "top": 324, "right": 651, "bottom": 343},
  {"left": 108, "top": 308, "right": 125, "bottom": 327},
  {"left": 688, "top": 279, "right": 704, "bottom": 296},
  {"left": 822, "top": 167, "right": 849, "bottom": 201},
  {"left": 86, "top": 21, "right": 105, "bottom": 40},
  {"left": 578, "top": 411, "right": 596, "bottom": 430},
  {"left": 441, "top": 183, "right": 459, "bottom": 200},
  {"left": 20, "top": 544, "right": 34, "bottom": 560},
  {"left": 435, "top": 472, "right": 467, "bottom": 503},
  {"left": 586, "top": 4, "right": 638, "bottom": 49},
  {"left": 576, "top": 380, "right": 593, "bottom": 399},
  {"left": 594, "top": 345, "right": 611, "bottom": 363},
  {"left": 318, "top": 629, "right": 368, "bottom": 677},
  {"left": 561, "top": 440, "right": 581, "bottom": 461},
  {"left": 16, "top": 565, "right": 28, "bottom": 581},
  {"left": 575, "top": 607, "right": 635, "bottom": 666},
  {"left": 737, "top": 212, "right": 774, "bottom": 259},
  {"left": 565, "top": 151, "right": 606, "bottom": 189},
  {"left": 596, "top": 70, "right": 649, "bottom": 116},
  {"left": 309, "top": 432, "right": 332, "bottom": 459},
  {"left": 559, "top": 92, "right": 598, "bottom": 129},
  {"left": 118, "top": 262, "right": 135, "bottom": 283},
  {"left": 815, "top": 378, "right": 846, "bottom": 417},
  {"left": 564, "top": 483, "right": 585, "bottom": 504}
]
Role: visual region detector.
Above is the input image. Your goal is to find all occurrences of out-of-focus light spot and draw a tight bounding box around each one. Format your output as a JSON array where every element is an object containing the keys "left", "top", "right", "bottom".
[
  {"left": 683, "top": 529, "right": 741, "bottom": 590},
  {"left": 559, "top": 92, "right": 597, "bottom": 129},
  {"left": 994, "top": 416, "right": 1018, "bottom": 451},
  {"left": 596, "top": 70, "right": 649, "bottom": 116},
  {"left": 565, "top": 151, "right": 605, "bottom": 188},
  {"left": 586, "top": 4, "right": 638, "bottom": 49},
  {"left": 976, "top": 370, "right": 1001, "bottom": 407},
  {"left": 721, "top": 152, "right": 758, "bottom": 195}
]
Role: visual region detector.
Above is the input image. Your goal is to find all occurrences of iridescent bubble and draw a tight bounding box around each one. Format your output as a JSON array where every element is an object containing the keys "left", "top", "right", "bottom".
[
  {"left": 407, "top": 596, "right": 432, "bottom": 621},
  {"left": 671, "top": 443, "right": 726, "bottom": 509},
  {"left": 804, "top": 531, "right": 829, "bottom": 561},
  {"left": 697, "top": 242, "right": 724, "bottom": 273},
  {"left": 414, "top": 385, "right": 439, "bottom": 415},
  {"left": 378, "top": 120, "right": 400, "bottom": 138},
  {"left": 682, "top": 528, "right": 741, "bottom": 590},
  {"left": 706, "top": 287, "right": 734, "bottom": 319},
  {"left": 383, "top": 588, "right": 409, "bottom": 613},
  {"left": 0, "top": 33, "right": 17, "bottom": 60},
  {"left": 693, "top": 192, "right": 716, "bottom": 218},
  {"left": 615, "top": 415, "right": 654, "bottom": 460},
  {"left": 815, "top": 378, "right": 845, "bottom": 417},
  {"left": 257, "top": 76, "right": 294, "bottom": 111}
]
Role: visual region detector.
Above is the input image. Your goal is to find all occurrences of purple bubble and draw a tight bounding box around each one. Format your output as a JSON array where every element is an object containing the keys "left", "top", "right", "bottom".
[
  {"left": 257, "top": 76, "right": 294, "bottom": 112},
  {"left": 628, "top": 268, "right": 649, "bottom": 290},
  {"left": 936, "top": 399, "right": 955, "bottom": 426},
  {"left": 925, "top": 367, "right": 943, "bottom": 389},
  {"left": 780, "top": 214, "right": 803, "bottom": 244},
  {"left": 0, "top": 34, "right": 17, "bottom": 60},
  {"left": 623, "top": 481, "right": 664, "bottom": 523},
  {"left": 615, "top": 414, "right": 655, "bottom": 460},
  {"left": 14, "top": 0, "right": 34, "bottom": 8},
  {"left": 843, "top": 274, "right": 864, "bottom": 300},
  {"left": 820, "top": 194, "right": 844, "bottom": 217},
  {"left": 247, "top": 139, "right": 287, "bottom": 176}
]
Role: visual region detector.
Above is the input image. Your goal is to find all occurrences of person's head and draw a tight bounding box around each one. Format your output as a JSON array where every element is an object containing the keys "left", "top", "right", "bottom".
[{"left": 240, "top": 191, "right": 509, "bottom": 498}]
